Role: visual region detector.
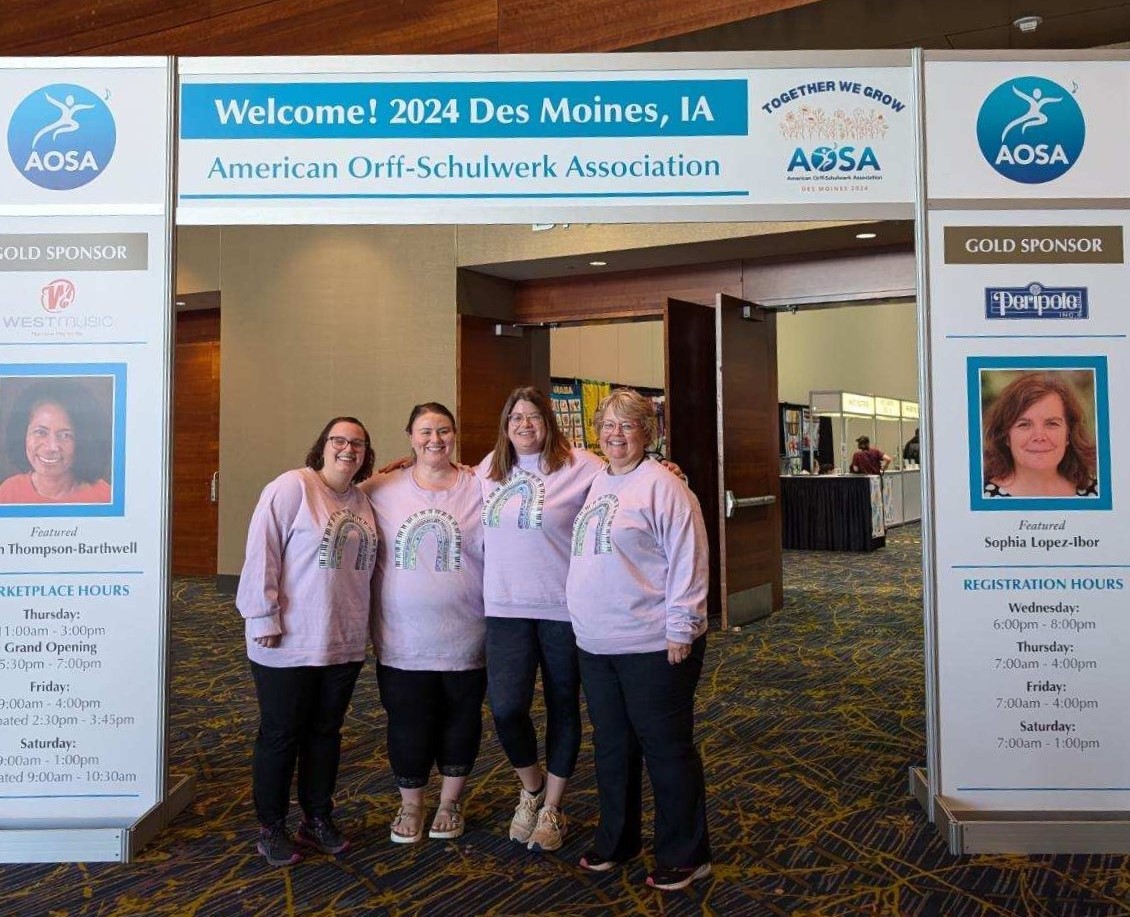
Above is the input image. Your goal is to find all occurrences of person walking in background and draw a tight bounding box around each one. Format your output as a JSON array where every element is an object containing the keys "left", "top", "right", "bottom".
[
  {"left": 567, "top": 388, "right": 711, "bottom": 892},
  {"left": 237, "top": 417, "right": 378, "bottom": 867},
  {"left": 364, "top": 402, "right": 487, "bottom": 845}
]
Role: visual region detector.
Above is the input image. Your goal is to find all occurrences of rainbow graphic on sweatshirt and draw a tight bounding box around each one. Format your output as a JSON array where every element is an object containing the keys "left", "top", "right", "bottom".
[
  {"left": 482, "top": 468, "right": 546, "bottom": 530},
  {"left": 394, "top": 508, "right": 463, "bottom": 571},
  {"left": 318, "top": 509, "right": 378, "bottom": 570},
  {"left": 571, "top": 493, "right": 619, "bottom": 556}
]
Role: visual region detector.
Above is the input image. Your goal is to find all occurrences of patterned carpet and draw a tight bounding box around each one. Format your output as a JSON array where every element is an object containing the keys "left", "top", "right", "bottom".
[{"left": 3, "top": 523, "right": 1130, "bottom": 916}]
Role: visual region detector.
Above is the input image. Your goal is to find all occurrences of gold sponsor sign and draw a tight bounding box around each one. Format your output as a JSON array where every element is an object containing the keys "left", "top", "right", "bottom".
[{"left": 944, "top": 226, "right": 1123, "bottom": 264}]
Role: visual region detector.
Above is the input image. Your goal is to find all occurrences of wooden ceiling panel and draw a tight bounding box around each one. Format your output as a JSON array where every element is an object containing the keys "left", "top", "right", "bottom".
[
  {"left": 4, "top": 0, "right": 499, "bottom": 56},
  {"left": 497, "top": 0, "right": 823, "bottom": 52}
]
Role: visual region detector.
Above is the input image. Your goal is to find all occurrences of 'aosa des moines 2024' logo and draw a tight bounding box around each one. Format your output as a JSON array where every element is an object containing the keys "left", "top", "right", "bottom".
[
  {"left": 976, "top": 76, "right": 1084, "bottom": 184},
  {"left": 7, "top": 83, "right": 116, "bottom": 190}
]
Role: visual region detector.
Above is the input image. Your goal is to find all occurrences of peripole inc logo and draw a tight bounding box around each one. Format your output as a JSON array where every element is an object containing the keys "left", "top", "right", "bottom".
[
  {"left": 7, "top": 83, "right": 116, "bottom": 191},
  {"left": 976, "top": 76, "right": 1084, "bottom": 184}
]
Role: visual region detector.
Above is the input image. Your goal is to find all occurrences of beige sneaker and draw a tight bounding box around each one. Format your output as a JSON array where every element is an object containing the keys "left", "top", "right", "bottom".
[
  {"left": 508, "top": 784, "right": 545, "bottom": 843},
  {"left": 527, "top": 805, "right": 567, "bottom": 852}
]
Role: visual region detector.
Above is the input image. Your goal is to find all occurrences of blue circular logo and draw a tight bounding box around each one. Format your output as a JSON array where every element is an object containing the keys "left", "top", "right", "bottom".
[
  {"left": 810, "top": 146, "right": 837, "bottom": 172},
  {"left": 7, "top": 83, "right": 116, "bottom": 191},
  {"left": 976, "top": 77, "right": 1084, "bottom": 184}
]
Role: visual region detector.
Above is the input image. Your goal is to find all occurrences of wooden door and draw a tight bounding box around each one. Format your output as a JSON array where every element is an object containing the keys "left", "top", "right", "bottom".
[
  {"left": 715, "top": 293, "right": 782, "bottom": 626},
  {"left": 173, "top": 309, "right": 220, "bottom": 575},
  {"left": 456, "top": 315, "right": 548, "bottom": 465},
  {"left": 664, "top": 298, "right": 722, "bottom": 619}
]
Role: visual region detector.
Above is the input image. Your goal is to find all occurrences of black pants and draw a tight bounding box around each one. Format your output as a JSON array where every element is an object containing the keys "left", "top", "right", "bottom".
[
  {"left": 377, "top": 663, "right": 487, "bottom": 789},
  {"left": 486, "top": 617, "right": 582, "bottom": 779},
  {"left": 578, "top": 636, "right": 710, "bottom": 868},
  {"left": 250, "top": 659, "right": 363, "bottom": 827}
]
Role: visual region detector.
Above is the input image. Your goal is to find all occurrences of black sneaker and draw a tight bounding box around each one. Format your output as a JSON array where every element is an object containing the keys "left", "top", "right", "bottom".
[
  {"left": 579, "top": 849, "right": 620, "bottom": 872},
  {"left": 646, "top": 862, "right": 712, "bottom": 891},
  {"left": 257, "top": 822, "right": 302, "bottom": 867},
  {"left": 297, "top": 815, "right": 351, "bottom": 855}
]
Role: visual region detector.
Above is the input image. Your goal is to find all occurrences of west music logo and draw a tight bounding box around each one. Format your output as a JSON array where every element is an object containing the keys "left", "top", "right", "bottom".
[
  {"left": 41, "top": 278, "right": 75, "bottom": 313},
  {"left": 984, "top": 282, "right": 1088, "bottom": 320},
  {"left": 2, "top": 279, "right": 114, "bottom": 337}
]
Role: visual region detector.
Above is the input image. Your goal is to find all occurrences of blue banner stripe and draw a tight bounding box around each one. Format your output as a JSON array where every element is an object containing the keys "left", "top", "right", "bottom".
[{"left": 180, "top": 80, "right": 748, "bottom": 139}]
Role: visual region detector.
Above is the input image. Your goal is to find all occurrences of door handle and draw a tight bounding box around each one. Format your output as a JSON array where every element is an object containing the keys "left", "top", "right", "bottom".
[
  {"left": 209, "top": 471, "right": 219, "bottom": 504},
  {"left": 724, "top": 491, "right": 775, "bottom": 518}
]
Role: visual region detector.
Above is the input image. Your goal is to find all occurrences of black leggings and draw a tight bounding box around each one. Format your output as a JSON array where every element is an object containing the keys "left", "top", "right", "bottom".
[{"left": 376, "top": 663, "right": 487, "bottom": 789}]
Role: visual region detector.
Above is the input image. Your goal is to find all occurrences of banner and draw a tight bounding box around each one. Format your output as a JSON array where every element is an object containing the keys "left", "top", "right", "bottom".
[
  {"left": 177, "top": 57, "right": 915, "bottom": 223},
  {"left": 0, "top": 60, "right": 173, "bottom": 841},
  {"left": 924, "top": 58, "right": 1130, "bottom": 821}
]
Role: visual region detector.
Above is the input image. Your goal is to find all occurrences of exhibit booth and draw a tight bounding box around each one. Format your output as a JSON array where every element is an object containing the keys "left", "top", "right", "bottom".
[{"left": 1, "top": 48, "right": 1128, "bottom": 863}]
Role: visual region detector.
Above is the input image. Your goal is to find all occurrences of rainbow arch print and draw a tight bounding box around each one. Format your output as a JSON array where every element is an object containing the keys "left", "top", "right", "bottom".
[
  {"left": 318, "top": 509, "right": 378, "bottom": 571},
  {"left": 482, "top": 468, "right": 546, "bottom": 530},
  {"left": 394, "top": 508, "right": 463, "bottom": 571},
  {"left": 571, "top": 494, "right": 619, "bottom": 556}
]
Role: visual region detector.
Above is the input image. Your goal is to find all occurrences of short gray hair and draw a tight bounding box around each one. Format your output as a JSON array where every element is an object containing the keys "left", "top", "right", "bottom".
[{"left": 593, "top": 388, "right": 658, "bottom": 445}]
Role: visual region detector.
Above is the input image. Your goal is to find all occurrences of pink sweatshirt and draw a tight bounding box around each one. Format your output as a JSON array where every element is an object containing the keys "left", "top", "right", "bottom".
[
  {"left": 236, "top": 467, "right": 379, "bottom": 668},
  {"left": 566, "top": 458, "right": 709, "bottom": 655},
  {"left": 363, "top": 467, "right": 485, "bottom": 671},
  {"left": 477, "top": 448, "right": 605, "bottom": 622}
]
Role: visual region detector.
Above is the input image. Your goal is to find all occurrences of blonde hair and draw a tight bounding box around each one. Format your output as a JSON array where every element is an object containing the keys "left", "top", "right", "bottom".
[{"left": 593, "top": 388, "right": 658, "bottom": 445}]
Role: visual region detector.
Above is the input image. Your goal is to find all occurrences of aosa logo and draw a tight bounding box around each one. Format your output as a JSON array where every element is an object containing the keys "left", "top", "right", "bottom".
[
  {"left": 787, "top": 145, "right": 880, "bottom": 173},
  {"left": 976, "top": 76, "right": 1084, "bottom": 184},
  {"left": 7, "top": 84, "right": 116, "bottom": 191}
]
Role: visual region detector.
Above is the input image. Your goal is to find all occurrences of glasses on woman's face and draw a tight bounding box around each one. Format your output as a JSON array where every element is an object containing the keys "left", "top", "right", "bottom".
[
  {"left": 327, "top": 435, "right": 366, "bottom": 451},
  {"left": 508, "top": 412, "right": 544, "bottom": 426},
  {"left": 599, "top": 420, "right": 641, "bottom": 434}
]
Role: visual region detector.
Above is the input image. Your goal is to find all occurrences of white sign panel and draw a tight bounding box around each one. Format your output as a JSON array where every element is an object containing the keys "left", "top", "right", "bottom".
[
  {"left": 927, "top": 209, "right": 1130, "bottom": 810},
  {"left": 926, "top": 60, "right": 1127, "bottom": 201},
  {"left": 177, "top": 58, "right": 914, "bottom": 223},
  {"left": 0, "top": 62, "right": 172, "bottom": 830}
]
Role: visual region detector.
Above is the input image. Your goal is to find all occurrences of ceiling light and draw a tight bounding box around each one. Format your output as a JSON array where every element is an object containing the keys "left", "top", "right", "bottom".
[
  {"left": 589, "top": 260, "right": 607, "bottom": 267},
  {"left": 855, "top": 232, "right": 877, "bottom": 240},
  {"left": 1013, "top": 15, "right": 1041, "bottom": 33}
]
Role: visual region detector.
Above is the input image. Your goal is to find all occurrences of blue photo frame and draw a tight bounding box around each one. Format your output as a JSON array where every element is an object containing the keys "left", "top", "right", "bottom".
[
  {"left": 0, "top": 363, "right": 127, "bottom": 517},
  {"left": 967, "top": 355, "right": 1110, "bottom": 512}
]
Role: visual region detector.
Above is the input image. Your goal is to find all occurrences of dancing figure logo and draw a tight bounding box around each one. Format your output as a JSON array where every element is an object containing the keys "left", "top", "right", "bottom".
[
  {"left": 7, "top": 83, "right": 116, "bottom": 190},
  {"left": 976, "top": 76, "right": 1084, "bottom": 184}
]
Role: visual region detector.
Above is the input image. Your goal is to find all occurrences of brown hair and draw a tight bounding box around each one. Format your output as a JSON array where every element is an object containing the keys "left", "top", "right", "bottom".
[
  {"left": 593, "top": 388, "right": 658, "bottom": 445},
  {"left": 487, "top": 386, "right": 572, "bottom": 482},
  {"left": 404, "top": 402, "right": 456, "bottom": 434},
  {"left": 982, "top": 372, "right": 1096, "bottom": 488},
  {"left": 305, "top": 416, "right": 375, "bottom": 484}
]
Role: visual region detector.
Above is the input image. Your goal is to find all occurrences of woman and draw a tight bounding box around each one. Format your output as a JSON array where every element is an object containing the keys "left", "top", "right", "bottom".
[
  {"left": 236, "top": 417, "right": 378, "bottom": 867},
  {"left": 0, "top": 378, "right": 111, "bottom": 504},
  {"left": 478, "top": 387, "right": 605, "bottom": 852},
  {"left": 982, "top": 373, "right": 1097, "bottom": 498},
  {"left": 364, "top": 403, "right": 486, "bottom": 844},
  {"left": 567, "top": 388, "right": 711, "bottom": 892}
]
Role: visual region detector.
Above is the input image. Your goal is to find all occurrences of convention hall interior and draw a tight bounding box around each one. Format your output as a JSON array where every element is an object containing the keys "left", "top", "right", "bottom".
[{"left": 4, "top": 1, "right": 1130, "bottom": 915}]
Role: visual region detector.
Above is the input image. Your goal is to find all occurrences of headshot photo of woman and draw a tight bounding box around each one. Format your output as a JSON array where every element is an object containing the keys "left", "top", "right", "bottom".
[
  {"left": 981, "top": 371, "right": 1098, "bottom": 499},
  {"left": 0, "top": 377, "right": 112, "bottom": 505}
]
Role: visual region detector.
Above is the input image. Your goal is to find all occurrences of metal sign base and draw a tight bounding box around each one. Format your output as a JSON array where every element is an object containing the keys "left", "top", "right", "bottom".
[
  {"left": 0, "top": 773, "right": 195, "bottom": 864},
  {"left": 911, "top": 767, "right": 1130, "bottom": 854}
]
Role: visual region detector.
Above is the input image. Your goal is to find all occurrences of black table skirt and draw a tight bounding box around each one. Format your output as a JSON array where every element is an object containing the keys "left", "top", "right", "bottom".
[{"left": 780, "top": 475, "right": 885, "bottom": 552}]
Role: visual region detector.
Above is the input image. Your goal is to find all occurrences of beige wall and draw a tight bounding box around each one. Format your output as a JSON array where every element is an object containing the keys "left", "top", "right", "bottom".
[
  {"left": 216, "top": 225, "right": 457, "bottom": 575},
  {"left": 777, "top": 300, "right": 919, "bottom": 404},
  {"left": 550, "top": 321, "right": 665, "bottom": 389},
  {"left": 175, "top": 226, "right": 222, "bottom": 294},
  {"left": 550, "top": 301, "right": 919, "bottom": 411}
]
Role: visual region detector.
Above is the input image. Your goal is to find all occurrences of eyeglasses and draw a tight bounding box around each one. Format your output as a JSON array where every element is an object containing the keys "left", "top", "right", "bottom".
[
  {"left": 508, "top": 412, "right": 544, "bottom": 426},
  {"left": 598, "top": 420, "right": 641, "bottom": 434},
  {"left": 327, "top": 435, "right": 366, "bottom": 450}
]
